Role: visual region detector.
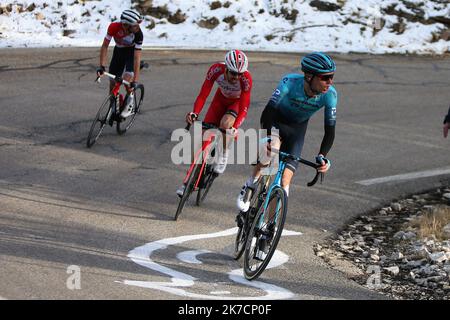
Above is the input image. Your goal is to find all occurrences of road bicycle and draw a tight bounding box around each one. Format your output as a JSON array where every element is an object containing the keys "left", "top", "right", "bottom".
[
  {"left": 174, "top": 121, "right": 227, "bottom": 221},
  {"left": 234, "top": 151, "right": 322, "bottom": 280},
  {"left": 86, "top": 62, "right": 148, "bottom": 148}
]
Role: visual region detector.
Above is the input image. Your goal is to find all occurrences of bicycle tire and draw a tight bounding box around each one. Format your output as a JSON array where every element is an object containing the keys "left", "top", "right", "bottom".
[
  {"left": 233, "top": 177, "right": 267, "bottom": 260},
  {"left": 243, "top": 186, "right": 288, "bottom": 280},
  {"left": 116, "top": 84, "right": 144, "bottom": 135},
  {"left": 174, "top": 164, "right": 201, "bottom": 221},
  {"left": 195, "top": 167, "right": 217, "bottom": 206},
  {"left": 86, "top": 95, "right": 114, "bottom": 148}
]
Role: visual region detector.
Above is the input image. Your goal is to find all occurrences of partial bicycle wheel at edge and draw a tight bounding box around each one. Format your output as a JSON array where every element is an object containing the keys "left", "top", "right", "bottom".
[
  {"left": 86, "top": 94, "right": 114, "bottom": 148},
  {"left": 174, "top": 164, "right": 201, "bottom": 221},
  {"left": 243, "top": 187, "right": 288, "bottom": 280},
  {"left": 117, "top": 84, "right": 144, "bottom": 135}
]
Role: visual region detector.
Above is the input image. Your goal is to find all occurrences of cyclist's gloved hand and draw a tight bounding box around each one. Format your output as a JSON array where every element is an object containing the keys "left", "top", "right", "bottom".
[
  {"left": 227, "top": 127, "right": 238, "bottom": 138},
  {"left": 96, "top": 66, "right": 106, "bottom": 76},
  {"left": 129, "top": 81, "right": 137, "bottom": 89},
  {"left": 316, "top": 154, "right": 331, "bottom": 173},
  {"left": 186, "top": 112, "right": 198, "bottom": 125}
]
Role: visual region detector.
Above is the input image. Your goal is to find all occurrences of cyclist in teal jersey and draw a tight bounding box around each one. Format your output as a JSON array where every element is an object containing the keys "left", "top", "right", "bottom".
[{"left": 237, "top": 52, "right": 338, "bottom": 212}]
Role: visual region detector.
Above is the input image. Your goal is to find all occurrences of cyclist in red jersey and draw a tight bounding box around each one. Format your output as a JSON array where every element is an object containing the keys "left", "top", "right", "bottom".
[
  {"left": 176, "top": 50, "right": 253, "bottom": 196},
  {"left": 96, "top": 9, "right": 144, "bottom": 118}
]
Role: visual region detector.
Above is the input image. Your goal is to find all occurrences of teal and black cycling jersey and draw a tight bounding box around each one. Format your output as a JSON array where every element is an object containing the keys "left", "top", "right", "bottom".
[{"left": 269, "top": 74, "right": 337, "bottom": 126}]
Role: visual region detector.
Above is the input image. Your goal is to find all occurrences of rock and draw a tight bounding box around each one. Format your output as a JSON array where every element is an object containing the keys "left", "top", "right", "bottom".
[
  {"left": 168, "top": 10, "right": 187, "bottom": 24},
  {"left": 384, "top": 266, "right": 400, "bottom": 276},
  {"left": 370, "top": 254, "right": 380, "bottom": 262},
  {"left": 362, "top": 251, "right": 370, "bottom": 258},
  {"left": 35, "top": 12, "right": 45, "bottom": 20},
  {"left": 394, "top": 231, "right": 405, "bottom": 240},
  {"left": 222, "top": 16, "right": 237, "bottom": 29},
  {"left": 340, "top": 244, "right": 353, "bottom": 251},
  {"left": 407, "top": 260, "right": 426, "bottom": 268},
  {"left": 369, "top": 248, "right": 380, "bottom": 255},
  {"left": 373, "top": 238, "right": 384, "bottom": 245},
  {"left": 404, "top": 231, "right": 417, "bottom": 240},
  {"left": 63, "top": 30, "right": 76, "bottom": 37},
  {"left": 379, "top": 209, "right": 387, "bottom": 215},
  {"left": 197, "top": 17, "right": 220, "bottom": 29},
  {"left": 210, "top": 1, "right": 222, "bottom": 10},
  {"left": 415, "top": 278, "right": 428, "bottom": 286},
  {"left": 309, "top": 0, "right": 342, "bottom": 11},
  {"left": 442, "top": 193, "right": 450, "bottom": 200},
  {"left": 391, "top": 203, "right": 402, "bottom": 211},
  {"left": 391, "top": 252, "right": 404, "bottom": 260}
]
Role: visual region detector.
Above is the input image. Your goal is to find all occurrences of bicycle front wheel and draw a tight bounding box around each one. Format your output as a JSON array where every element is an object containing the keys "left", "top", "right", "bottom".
[
  {"left": 174, "top": 164, "right": 201, "bottom": 221},
  {"left": 243, "top": 186, "right": 288, "bottom": 280},
  {"left": 86, "top": 95, "right": 114, "bottom": 148},
  {"left": 117, "top": 84, "right": 144, "bottom": 135},
  {"left": 233, "top": 176, "right": 267, "bottom": 260}
]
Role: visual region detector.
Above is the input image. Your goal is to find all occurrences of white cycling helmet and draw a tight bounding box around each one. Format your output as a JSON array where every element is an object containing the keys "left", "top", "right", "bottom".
[
  {"left": 121, "top": 9, "right": 142, "bottom": 25},
  {"left": 225, "top": 49, "right": 248, "bottom": 74}
]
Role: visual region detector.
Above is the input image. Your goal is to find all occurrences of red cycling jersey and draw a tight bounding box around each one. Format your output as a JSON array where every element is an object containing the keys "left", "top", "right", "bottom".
[
  {"left": 193, "top": 63, "right": 252, "bottom": 129},
  {"left": 105, "top": 22, "right": 143, "bottom": 50}
]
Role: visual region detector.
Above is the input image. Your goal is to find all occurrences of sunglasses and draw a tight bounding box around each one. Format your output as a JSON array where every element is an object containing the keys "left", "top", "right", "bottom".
[
  {"left": 317, "top": 74, "right": 334, "bottom": 81},
  {"left": 228, "top": 70, "right": 242, "bottom": 77}
]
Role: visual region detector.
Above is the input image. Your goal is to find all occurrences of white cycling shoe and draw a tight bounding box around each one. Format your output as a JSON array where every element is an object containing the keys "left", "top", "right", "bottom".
[
  {"left": 236, "top": 178, "right": 255, "bottom": 212},
  {"left": 120, "top": 103, "right": 134, "bottom": 118},
  {"left": 236, "top": 183, "right": 252, "bottom": 212}
]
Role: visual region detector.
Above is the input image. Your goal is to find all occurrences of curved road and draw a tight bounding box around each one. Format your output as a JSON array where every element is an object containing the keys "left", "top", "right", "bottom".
[{"left": 0, "top": 48, "right": 449, "bottom": 300}]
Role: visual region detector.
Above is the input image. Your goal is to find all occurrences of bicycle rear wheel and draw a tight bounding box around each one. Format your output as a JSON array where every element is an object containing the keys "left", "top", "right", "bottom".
[
  {"left": 233, "top": 177, "right": 267, "bottom": 260},
  {"left": 117, "top": 84, "right": 144, "bottom": 135},
  {"left": 86, "top": 95, "right": 114, "bottom": 148},
  {"left": 243, "top": 186, "right": 288, "bottom": 280},
  {"left": 174, "top": 164, "right": 201, "bottom": 221},
  {"left": 196, "top": 165, "right": 217, "bottom": 206}
]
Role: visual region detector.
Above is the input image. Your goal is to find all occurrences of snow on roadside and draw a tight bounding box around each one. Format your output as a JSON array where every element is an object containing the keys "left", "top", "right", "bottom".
[{"left": 0, "top": 0, "right": 449, "bottom": 54}]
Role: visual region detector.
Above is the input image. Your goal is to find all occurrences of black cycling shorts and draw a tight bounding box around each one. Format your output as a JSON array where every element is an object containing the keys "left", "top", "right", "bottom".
[
  {"left": 109, "top": 46, "right": 135, "bottom": 78},
  {"left": 260, "top": 105, "right": 309, "bottom": 173}
]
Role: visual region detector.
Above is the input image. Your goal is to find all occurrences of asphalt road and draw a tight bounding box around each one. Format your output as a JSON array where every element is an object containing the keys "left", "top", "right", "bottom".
[{"left": 0, "top": 48, "right": 449, "bottom": 300}]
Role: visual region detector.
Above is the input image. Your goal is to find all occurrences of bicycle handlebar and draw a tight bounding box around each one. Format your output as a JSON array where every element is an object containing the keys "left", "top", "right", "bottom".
[
  {"left": 185, "top": 120, "right": 227, "bottom": 134},
  {"left": 279, "top": 151, "right": 323, "bottom": 187},
  {"left": 95, "top": 72, "right": 131, "bottom": 86}
]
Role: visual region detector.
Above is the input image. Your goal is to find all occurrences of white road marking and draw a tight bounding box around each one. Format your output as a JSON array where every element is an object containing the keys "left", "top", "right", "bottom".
[
  {"left": 177, "top": 249, "right": 212, "bottom": 264},
  {"left": 122, "top": 227, "right": 302, "bottom": 299},
  {"left": 356, "top": 167, "right": 450, "bottom": 186}
]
